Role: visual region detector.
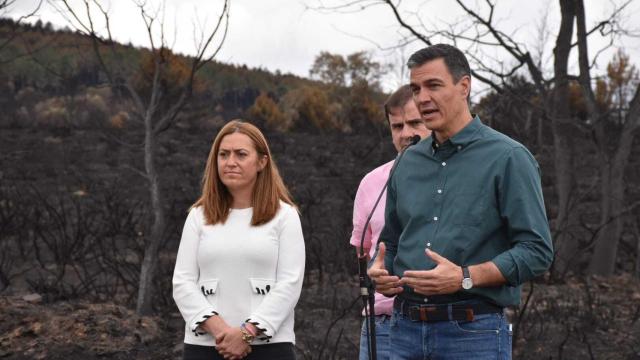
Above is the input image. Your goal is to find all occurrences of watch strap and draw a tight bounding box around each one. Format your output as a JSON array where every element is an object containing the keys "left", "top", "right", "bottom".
[{"left": 462, "top": 266, "right": 470, "bottom": 279}]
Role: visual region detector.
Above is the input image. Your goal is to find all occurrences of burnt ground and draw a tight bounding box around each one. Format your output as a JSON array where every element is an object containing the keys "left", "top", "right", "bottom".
[
  {"left": 514, "top": 275, "right": 640, "bottom": 360},
  {"left": 2, "top": 275, "right": 640, "bottom": 359},
  {"left": 1, "top": 121, "right": 640, "bottom": 359}
]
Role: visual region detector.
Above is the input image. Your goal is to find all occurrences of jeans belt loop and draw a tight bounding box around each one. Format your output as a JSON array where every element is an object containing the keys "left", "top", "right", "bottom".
[
  {"left": 419, "top": 306, "right": 428, "bottom": 321},
  {"left": 447, "top": 304, "right": 453, "bottom": 321},
  {"left": 465, "top": 308, "right": 475, "bottom": 322}
]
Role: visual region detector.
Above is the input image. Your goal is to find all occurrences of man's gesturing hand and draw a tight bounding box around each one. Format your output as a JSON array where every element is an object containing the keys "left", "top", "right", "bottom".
[
  {"left": 400, "top": 249, "right": 462, "bottom": 295},
  {"left": 367, "top": 242, "right": 403, "bottom": 296}
]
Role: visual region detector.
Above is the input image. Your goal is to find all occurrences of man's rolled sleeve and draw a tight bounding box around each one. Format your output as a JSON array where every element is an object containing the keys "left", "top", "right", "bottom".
[{"left": 494, "top": 147, "right": 554, "bottom": 286}]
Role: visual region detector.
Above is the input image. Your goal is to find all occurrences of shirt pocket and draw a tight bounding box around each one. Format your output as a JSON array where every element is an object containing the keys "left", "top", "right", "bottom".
[
  {"left": 450, "top": 191, "right": 488, "bottom": 226},
  {"left": 198, "top": 279, "right": 219, "bottom": 307},
  {"left": 249, "top": 278, "right": 276, "bottom": 310}
]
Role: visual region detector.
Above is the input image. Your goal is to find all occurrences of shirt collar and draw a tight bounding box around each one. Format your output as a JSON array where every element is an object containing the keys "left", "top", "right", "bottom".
[
  {"left": 449, "top": 115, "right": 483, "bottom": 147},
  {"left": 429, "top": 115, "right": 483, "bottom": 153}
]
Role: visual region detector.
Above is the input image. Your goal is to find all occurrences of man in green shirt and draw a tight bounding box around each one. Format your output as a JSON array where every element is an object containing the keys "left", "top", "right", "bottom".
[{"left": 368, "top": 44, "right": 553, "bottom": 359}]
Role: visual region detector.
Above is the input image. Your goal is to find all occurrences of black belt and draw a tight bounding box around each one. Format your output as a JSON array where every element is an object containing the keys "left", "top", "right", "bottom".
[{"left": 393, "top": 297, "right": 503, "bottom": 322}]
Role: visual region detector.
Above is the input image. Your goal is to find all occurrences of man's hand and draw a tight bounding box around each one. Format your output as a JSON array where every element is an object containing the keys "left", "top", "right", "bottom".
[
  {"left": 215, "top": 327, "right": 251, "bottom": 359},
  {"left": 367, "top": 242, "right": 403, "bottom": 296},
  {"left": 400, "top": 249, "right": 462, "bottom": 295}
]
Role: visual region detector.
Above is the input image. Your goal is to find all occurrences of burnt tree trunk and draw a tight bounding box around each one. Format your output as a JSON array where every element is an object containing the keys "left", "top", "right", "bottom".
[
  {"left": 572, "top": 0, "right": 640, "bottom": 275},
  {"left": 588, "top": 83, "right": 640, "bottom": 275},
  {"left": 136, "top": 59, "right": 166, "bottom": 315},
  {"left": 136, "top": 126, "right": 166, "bottom": 315},
  {"left": 549, "top": 0, "right": 578, "bottom": 276}
]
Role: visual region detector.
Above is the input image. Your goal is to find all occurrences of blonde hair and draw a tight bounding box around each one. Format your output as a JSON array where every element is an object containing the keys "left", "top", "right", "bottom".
[{"left": 192, "top": 119, "right": 295, "bottom": 226}]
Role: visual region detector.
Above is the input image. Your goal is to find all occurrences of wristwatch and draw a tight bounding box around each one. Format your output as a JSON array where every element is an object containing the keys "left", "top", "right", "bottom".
[{"left": 461, "top": 266, "right": 473, "bottom": 290}]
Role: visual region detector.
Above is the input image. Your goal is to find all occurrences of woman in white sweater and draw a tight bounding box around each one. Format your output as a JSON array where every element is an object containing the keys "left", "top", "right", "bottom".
[{"left": 173, "top": 120, "right": 305, "bottom": 360}]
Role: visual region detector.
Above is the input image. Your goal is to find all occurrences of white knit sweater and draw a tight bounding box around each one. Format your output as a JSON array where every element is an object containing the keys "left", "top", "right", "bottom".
[{"left": 172, "top": 202, "right": 305, "bottom": 346}]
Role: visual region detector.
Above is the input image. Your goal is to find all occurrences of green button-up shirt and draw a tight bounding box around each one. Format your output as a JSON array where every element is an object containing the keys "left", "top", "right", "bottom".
[{"left": 380, "top": 116, "right": 553, "bottom": 307}]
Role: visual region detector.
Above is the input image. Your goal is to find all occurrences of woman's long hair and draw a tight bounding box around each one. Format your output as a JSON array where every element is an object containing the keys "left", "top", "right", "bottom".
[{"left": 192, "top": 119, "right": 295, "bottom": 226}]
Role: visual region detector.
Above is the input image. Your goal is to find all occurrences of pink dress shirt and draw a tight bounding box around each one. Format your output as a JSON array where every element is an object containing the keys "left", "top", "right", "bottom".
[{"left": 350, "top": 160, "right": 395, "bottom": 315}]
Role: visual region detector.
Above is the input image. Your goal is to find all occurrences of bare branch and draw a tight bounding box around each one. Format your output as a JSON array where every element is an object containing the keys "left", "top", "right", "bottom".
[
  {"left": 4, "top": 0, "right": 42, "bottom": 22},
  {"left": 152, "top": 0, "right": 230, "bottom": 135},
  {"left": 194, "top": 0, "right": 230, "bottom": 67},
  {"left": 100, "top": 129, "right": 145, "bottom": 148},
  {"left": 0, "top": 0, "right": 43, "bottom": 58},
  {"left": 381, "top": 0, "right": 432, "bottom": 46},
  {"left": 456, "top": 0, "right": 523, "bottom": 58},
  {"left": 91, "top": 1, "right": 113, "bottom": 42},
  {"left": 123, "top": 164, "right": 149, "bottom": 180},
  {"left": 305, "top": 0, "right": 382, "bottom": 14},
  {"left": 571, "top": 0, "right": 634, "bottom": 47},
  {"left": 373, "top": 1, "right": 542, "bottom": 93},
  {"left": 137, "top": 1, "right": 157, "bottom": 51},
  {"left": 454, "top": 0, "right": 547, "bottom": 93},
  {"left": 0, "top": 0, "right": 16, "bottom": 11},
  {"left": 51, "top": 0, "right": 93, "bottom": 36}
]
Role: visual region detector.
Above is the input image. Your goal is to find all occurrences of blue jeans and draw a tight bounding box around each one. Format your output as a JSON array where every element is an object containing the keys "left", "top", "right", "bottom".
[
  {"left": 389, "top": 308, "right": 512, "bottom": 360},
  {"left": 359, "top": 315, "right": 391, "bottom": 360}
]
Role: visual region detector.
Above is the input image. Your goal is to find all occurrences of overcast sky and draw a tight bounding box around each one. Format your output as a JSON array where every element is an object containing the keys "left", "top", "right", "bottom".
[{"left": 4, "top": 0, "right": 640, "bottom": 94}]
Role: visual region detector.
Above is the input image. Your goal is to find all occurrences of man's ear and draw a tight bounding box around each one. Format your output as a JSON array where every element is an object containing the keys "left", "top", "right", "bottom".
[{"left": 458, "top": 75, "right": 471, "bottom": 99}]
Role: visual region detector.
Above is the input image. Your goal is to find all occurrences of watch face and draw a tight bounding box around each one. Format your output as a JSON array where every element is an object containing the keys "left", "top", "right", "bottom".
[{"left": 462, "top": 278, "right": 473, "bottom": 290}]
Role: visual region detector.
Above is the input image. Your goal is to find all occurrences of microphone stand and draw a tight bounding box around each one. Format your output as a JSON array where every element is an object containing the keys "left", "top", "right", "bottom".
[{"left": 358, "top": 135, "right": 420, "bottom": 360}]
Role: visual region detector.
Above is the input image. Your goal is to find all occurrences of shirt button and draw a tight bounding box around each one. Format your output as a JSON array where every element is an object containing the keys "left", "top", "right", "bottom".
[
  {"left": 437, "top": 189, "right": 442, "bottom": 194},
  {"left": 441, "top": 162, "right": 446, "bottom": 167},
  {"left": 433, "top": 217, "right": 438, "bottom": 221},
  {"left": 457, "top": 145, "right": 462, "bottom": 151},
  {"left": 426, "top": 242, "right": 431, "bottom": 247},
  {"left": 423, "top": 298, "right": 429, "bottom": 303}
]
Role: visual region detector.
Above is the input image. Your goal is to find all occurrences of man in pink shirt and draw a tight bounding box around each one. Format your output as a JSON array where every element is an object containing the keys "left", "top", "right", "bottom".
[{"left": 351, "top": 84, "right": 431, "bottom": 360}]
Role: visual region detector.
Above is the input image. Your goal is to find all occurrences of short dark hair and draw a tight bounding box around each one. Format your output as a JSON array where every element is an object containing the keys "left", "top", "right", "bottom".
[
  {"left": 384, "top": 84, "right": 414, "bottom": 122},
  {"left": 407, "top": 44, "right": 470, "bottom": 83}
]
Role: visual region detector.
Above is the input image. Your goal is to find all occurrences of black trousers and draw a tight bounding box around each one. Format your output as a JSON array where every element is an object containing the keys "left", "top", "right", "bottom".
[{"left": 183, "top": 342, "right": 296, "bottom": 360}]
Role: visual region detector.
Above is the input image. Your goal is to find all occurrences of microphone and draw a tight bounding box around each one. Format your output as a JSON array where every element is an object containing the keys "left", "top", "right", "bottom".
[{"left": 357, "top": 134, "right": 421, "bottom": 360}]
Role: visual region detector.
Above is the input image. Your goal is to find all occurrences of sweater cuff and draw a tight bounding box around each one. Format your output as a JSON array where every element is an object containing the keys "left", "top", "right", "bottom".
[
  {"left": 189, "top": 308, "right": 219, "bottom": 337},
  {"left": 245, "top": 316, "right": 274, "bottom": 342}
]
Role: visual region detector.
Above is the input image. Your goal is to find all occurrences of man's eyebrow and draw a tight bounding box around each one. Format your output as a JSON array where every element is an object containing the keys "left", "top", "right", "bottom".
[{"left": 424, "top": 78, "right": 444, "bottom": 84}]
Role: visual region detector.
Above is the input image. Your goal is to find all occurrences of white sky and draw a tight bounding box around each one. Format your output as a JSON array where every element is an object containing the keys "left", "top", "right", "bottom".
[{"left": 4, "top": 0, "right": 640, "bottom": 94}]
